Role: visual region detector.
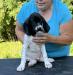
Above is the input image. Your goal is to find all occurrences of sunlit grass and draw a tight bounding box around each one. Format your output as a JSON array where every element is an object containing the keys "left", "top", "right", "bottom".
[
  {"left": 0, "top": 41, "right": 73, "bottom": 59},
  {"left": 0, "top": 41, "right": 22, "bottom": 59},
  {"left": 70, "top": 43, "right": 73, "bottom": 56}
]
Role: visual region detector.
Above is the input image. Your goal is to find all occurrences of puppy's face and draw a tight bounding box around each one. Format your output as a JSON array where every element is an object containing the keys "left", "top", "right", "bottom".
[
  {"left": 34, "top": 22, "right": 44, "bottom": 32},
  {"left": 31, "top": 15, "right": 44, "bottom": 33},
  {"left": 23, "top": 12, "right": 50, "bottom": 36}
]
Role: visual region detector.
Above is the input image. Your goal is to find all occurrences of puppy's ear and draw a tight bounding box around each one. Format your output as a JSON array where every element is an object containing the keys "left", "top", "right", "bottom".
[
  {"left": 23, "top": 18, "right": 30, "bottom": 35},
  {"left": 23, "top": 14, "right": 36, "bottom": 36},
  {"left": 42, "top": 19, "right": 50, "bottom": 33}
]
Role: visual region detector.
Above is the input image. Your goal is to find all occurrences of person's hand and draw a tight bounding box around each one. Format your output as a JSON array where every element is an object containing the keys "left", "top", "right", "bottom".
[{"left": 32, "top": 33, "right": 52, "bottom": 44}]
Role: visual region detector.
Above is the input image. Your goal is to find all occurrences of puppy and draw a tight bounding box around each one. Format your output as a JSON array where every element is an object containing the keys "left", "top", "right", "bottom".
[{"left": 17, "top": 12, "right": 54, "bottom": 71}]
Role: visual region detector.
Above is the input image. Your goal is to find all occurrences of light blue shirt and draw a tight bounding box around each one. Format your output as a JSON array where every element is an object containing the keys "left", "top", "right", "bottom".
[{"left": 16, "top": 0, "right": 72, "bottom": 57}]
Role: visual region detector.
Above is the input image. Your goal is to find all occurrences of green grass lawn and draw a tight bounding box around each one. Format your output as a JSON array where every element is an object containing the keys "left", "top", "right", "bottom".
[
  {"left": 0, "top": 41, "right": 22, "bottom": 58},
  {"left": 70, "top": 43, "right": 73, "bottom": 56},
  {"left": 0, "top": 41, "right": 73, "bottom": 59}
]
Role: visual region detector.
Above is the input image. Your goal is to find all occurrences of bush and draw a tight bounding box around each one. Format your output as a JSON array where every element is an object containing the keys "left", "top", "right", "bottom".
[{"left": 0, "top": 0, "right": 24, "bottom": 41}]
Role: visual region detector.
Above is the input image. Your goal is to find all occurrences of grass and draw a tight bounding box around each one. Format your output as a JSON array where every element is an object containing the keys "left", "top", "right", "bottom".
[
  {"left": 70, "top": 43, "right": 73, "bottom": 56},
  {"left": 0, "top": 41, "right": 22, "bottom": 59},
  {"left": 0, "top": 41, "right": 73, "bottom": 59}
]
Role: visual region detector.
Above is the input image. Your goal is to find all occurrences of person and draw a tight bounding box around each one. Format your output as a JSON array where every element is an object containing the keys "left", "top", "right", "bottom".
[{"left": 15, "top": 0, "right": 73, "bottom": 58}]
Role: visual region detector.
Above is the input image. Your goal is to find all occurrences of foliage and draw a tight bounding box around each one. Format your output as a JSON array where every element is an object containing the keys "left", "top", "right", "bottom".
[{"left": 0, "top": 0, "right": 25, "bottom": 41}]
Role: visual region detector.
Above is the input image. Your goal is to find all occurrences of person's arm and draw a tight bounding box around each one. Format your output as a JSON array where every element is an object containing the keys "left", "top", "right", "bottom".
[
  {"left": 15, "top": 21, "right": 25, "bottom": 43},
  {"left": 33, "top": 20, "right": 73, "bottom": 45},
  {"left": 47, "top": 20, "right": 73, "bottom": 45}
]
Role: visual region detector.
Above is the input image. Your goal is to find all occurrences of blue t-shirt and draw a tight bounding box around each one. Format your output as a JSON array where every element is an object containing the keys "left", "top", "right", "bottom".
[{"left": 16, "top": 0, "right": 72, "bottom": 58}]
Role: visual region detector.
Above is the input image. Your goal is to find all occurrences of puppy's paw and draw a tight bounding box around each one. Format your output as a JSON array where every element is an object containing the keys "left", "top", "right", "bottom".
[
  {"left": 17, "top": 64, "right": 25, "bottom": 71},
  {"left": 48, "top": 58, "right": 55, "bottom": 63},
  {"left": 45, "top": 61, "right": 52, "bottom": 68},
  {"left": 28, "top": 60, "right": 37, "bottom": 67}
]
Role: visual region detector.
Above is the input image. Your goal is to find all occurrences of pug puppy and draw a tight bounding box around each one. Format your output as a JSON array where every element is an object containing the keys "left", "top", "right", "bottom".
[{"left": 17, "top": 12, "right": 54, "bottom": 71}]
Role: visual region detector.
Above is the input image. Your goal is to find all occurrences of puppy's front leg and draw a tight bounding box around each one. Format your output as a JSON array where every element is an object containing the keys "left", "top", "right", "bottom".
[
  {"left": 41, "top": 44, "right": 52, "bottom": 68},
  {"left": 17, "top": 34, "right": 29, "bottom": 71}
]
